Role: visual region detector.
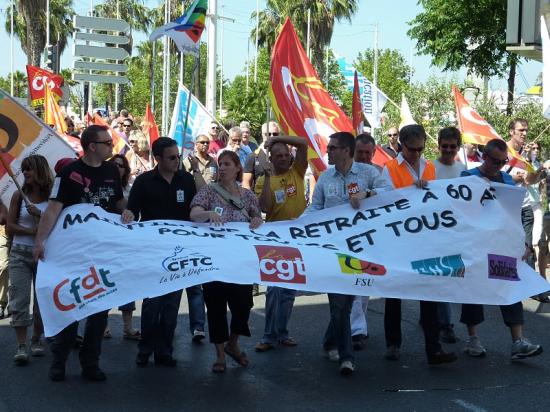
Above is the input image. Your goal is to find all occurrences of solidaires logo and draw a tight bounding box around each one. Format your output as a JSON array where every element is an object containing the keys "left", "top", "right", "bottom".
[{"left": 336, "top": 253, "right": 387, "bottom": 275}]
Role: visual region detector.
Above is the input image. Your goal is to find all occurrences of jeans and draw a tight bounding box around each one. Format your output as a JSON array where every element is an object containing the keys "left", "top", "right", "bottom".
[
  {"left": 186, "top": 285, "right": 206, "bottom": 334},
  {"left": 138, "top": 290, "right": 183, "bottom": 358},
  {"left": 350, "top": 295, "right": 369, "bottom": 336},
  {"left": 323, "top": 293, "right": 354, "bottom": 364},
  {"left": 522, "top": 206, "right": 536, "bottom": 269},
  {"left": 261, "top": 286, "right": 296, "bottom": 344},
  {"left": 0, "top": 232, "right": 9, "bottom": 308},
  {"left": 50, "top": 310, "right": 108, "bottom": 370},
  {"left": 437, "top": 302, "right": 453, "bottom": 330}
]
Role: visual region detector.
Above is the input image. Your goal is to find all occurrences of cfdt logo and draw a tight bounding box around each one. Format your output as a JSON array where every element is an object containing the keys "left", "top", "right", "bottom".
[
  {"left": 255, "top": 245, "right": 307, "bottom": 284},
  {"left": 336, "top": 253, "right": 386, "bottom": 275},
  {"left": 410, "top": 254, "right": 465, "bottom": 277},
  {"left": 162, "top": 246, "right": 212, "bottom": 272},
  {"left": 53, "top": 266, "right": 115, "bottom": 311}
]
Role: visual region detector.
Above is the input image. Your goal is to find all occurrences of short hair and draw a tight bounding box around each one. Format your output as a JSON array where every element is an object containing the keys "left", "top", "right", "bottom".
[
  {"left": 229, "top": 126, "right": 242, "bottom": 137},
  {"left": 122, "top": 118, "right": 134, "bottom": 126},
  {"left": 261, "top": 122, "right": 269, "bottom": 135},
  {"left": 217, "top": 150, "right": 243, "bottom": 182},
  {"left": 120, "top": 109, "right": 129, "bottom": 117},
  {"left": 509, "top": 118, "right": 528, "bottom": 131},
  {"left": 239, "top": 121, "right": 250, "bottom": 129},
  {"left": 356, "top": 133, "right": 375, "bottom": 147},
  {"left": 80, "top": 125, "right": 109, "bottom": 151},
  {"left": 329, "top": 131, "right": 355, "bottom": 157},
  {"left": 399, "top": 124, "right": 426, "bottom": 145},
  {"left": 152, "top": 137, "right": 177, "bottom": 158},
  {"left": 438, "top": 127, "right": 461, "bottom": 146},
  {"left": 483, "top": 138, "right": 508, "bottom": 155}
]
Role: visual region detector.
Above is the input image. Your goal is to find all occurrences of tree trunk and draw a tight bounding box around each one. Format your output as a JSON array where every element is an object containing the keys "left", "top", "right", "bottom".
[
  {"left": 506, "top": 54, "right": 517, "bottom": 116},
  {"left": 20, "top": 0, "right": 46, "bottom": 67}
]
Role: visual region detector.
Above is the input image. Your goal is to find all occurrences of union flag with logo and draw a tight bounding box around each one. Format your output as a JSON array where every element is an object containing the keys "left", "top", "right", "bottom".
[{"left": 26, "top": 65, "right": 64, "bottom": 106}]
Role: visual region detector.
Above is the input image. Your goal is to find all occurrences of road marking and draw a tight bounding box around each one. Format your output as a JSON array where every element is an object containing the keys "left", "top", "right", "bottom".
[{"left": 453, "top": 399, "right": 488, "bottom": 412}]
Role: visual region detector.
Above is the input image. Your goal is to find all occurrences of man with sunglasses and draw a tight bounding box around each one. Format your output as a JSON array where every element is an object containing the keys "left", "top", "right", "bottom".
[
  {"left": 183, "top": 134, "right": 218, "bottom": 185},
  {"left": 383, "top": 126, "right": 400, "bottom": 158},
  {"left": 381, "top": 124, "right": 457, "bottom": 366},
  {"left": 121, "top": 137, "right": 198, "bottom": 368},
  {"left": 459, "top": 138, "right": 542, "bottom": 360},
  {"left": 243, "top": 121, "right": 280, "bottom": 190},
  {"left": 207, "top": 121, "right": 226, "bottom": 155},
  {"left": 34, "top": 125, "right": 125, "bottom": 382}
]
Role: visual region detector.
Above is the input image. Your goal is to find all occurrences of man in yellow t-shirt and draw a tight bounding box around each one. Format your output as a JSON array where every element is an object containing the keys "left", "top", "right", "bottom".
[{"left": 253, "top": 134, "right": 308, "bottom": 352}]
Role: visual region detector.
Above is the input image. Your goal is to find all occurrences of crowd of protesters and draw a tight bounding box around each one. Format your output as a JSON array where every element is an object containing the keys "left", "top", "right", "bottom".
[{"left": 0, "top": 108, "right": 546, "bottom": 381}]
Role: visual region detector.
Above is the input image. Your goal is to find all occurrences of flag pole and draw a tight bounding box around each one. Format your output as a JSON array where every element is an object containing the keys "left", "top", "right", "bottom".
[
  {"left": 0, "top": 152, "right": 31, "bottom": 206},
  {"left": 180, "top": 56, "right": 199, "bottom": 159}
]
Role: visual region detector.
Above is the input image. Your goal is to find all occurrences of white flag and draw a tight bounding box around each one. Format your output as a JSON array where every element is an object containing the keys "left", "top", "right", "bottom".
[{"left": 541, "top": 16, "right": 550, "bottom": 119}]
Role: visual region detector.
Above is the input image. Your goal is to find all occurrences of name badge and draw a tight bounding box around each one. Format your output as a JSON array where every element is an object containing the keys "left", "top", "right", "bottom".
[
  {"left": 214, "top": 206, "right": 224, "bottom": 216},
  {"left": 274, "top": 189, "right": 286, "bottom": 204},
  {"left": 176, "top": 189, "right": 185, "bottom": 203},
  {"left": 327, "top": 183, "right": 338, "bottom": 197},
  {"left": 209, "top": 166, "right": 217, "bottom": 174}
]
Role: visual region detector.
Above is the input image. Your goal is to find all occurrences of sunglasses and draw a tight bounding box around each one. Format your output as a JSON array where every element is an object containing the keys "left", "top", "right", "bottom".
[
  {"left": 440, "top": 144, "right": 458, "bottom": 150},
  {"left": 387, "top": 133, "right": 398, "bottom": 137},
  {"left": 164, "top": 154, "right": 181, "bottom": 161},
  {"left": 268, "top": 132, "right": 279, "bottom": 137},
  {"left": 123, "top": 124, "right": 132, "bottom": 127},
  {"left": 231, "top": 139, "right": 242, "bottom": 143},
  {"left": 211, "top": 126, "right": 219, "bottom": 130},
  {"left": 129, "top": 140, "right": 137, "bottom": 144},
  {"left": 487, "top": 154, "right": 508, "bottom": 166},
  {"left": 327, "top": 145, "right": 343, "bottom": 151},
  {"left": 93, "top": 140, "right": 113, "bottom": 146},
  {"left": 404, "top": 143, "right": 424, "bottom": 153},
  {"left": 197, "top": 141, "right": 210, "bottom": 145}
]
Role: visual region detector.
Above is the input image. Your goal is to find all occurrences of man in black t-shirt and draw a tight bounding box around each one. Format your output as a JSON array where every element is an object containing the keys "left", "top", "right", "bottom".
[
  {"left": 121, "top": 137, "right": 199, "bottom": 367},
  {"left": 34, "top": 125, "right": 124, "bottom": 382}
]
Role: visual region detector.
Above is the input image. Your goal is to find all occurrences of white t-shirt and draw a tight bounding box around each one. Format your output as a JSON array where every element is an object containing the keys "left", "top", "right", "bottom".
[{"left": 433, "top": 159, "right": 466, "bottom": 180}]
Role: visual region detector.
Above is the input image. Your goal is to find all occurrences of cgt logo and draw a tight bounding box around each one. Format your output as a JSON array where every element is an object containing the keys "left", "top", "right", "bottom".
[
  {"left": 336, "top": 253, "right": 386, "bottom": 275},
  {"left": 255, "top": 245, "right": 306, "bottom": 284},
  {"left": 410, "top": 254, "right": 465, "bottom": 277},
  {"left": 53, "top": 266, "right": 115, "bottom": 311}
]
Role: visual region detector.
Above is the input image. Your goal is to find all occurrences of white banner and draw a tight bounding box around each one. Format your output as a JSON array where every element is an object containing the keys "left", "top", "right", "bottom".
[{"left": 36, "top": 177, "right": 549, "bottom": 336}]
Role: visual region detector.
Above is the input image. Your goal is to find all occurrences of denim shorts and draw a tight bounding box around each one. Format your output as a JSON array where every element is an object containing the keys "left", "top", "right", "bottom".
[{"left": 8, "top": 244, "right": 38, "bottom": 327}]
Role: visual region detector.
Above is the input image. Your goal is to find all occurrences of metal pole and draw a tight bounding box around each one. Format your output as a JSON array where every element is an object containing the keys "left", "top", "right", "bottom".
[
  {"left": 151, "top": 41, "right": 156, "bottom": 113},
  {"left": 254, "top": 0, "right": 259, "bottom": 82},
  {"left": 10, "top": 0, "right": 14, "bottom": 96},
  {"left": 325, "top": 47, "right": 329, "bottom": 85},
  {"left": 179, "top": 0, "right": 184, "bottom": 85},
  {"left": 306, "top": 9, "right": 311, "bottom": 60},
  {"left": 161, "top": 0, "right": 171, "bottom": 134},
  {"left": 115, "top": 0, "right": 120, "bottom": 111},
  {"left": 205, "top": 0, "right": 217, "bottom": 115},
  {"left": 373, "top": 23, "right": 379, "bottom": 139},
  {"left": 181, "top": 57, "right": 199, "bottom": 159},
  {"left": 88, "top": 0, "right": 94, "bottom": 115},
  {"left": 46, "top": 0, "right": 50, "bottom": 52},
  {"left": 246, "top": 39, "right": 249, "bottom": 93},
  {"left": 219, "top": 3, "right": 224, "bottom": 115}
]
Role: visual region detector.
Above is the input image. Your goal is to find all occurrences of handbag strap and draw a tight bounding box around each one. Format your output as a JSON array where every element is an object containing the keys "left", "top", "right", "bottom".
[{"left": 209, "top": 183, "right": 250, "bottom": 220}]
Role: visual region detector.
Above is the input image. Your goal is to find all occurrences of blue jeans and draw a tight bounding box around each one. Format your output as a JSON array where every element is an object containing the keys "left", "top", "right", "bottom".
[
  {"left": 323, "top": 293, "right": 354, "bottom": 364},
  {"left": 186, "top": 285, "right": 206, "bottom": 333},
  {"left": 261, "top": 286, "right": 296, "bottom": 344},
  {"left": 437, "top": 302, "right": 453, "bottom": 330}
]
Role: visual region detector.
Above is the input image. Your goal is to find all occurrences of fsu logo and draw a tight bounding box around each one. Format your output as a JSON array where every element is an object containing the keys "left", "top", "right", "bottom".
[
  {"left": 336, "top": 253, "right": 386, "bottom": 275},
  {"left": 255, "top": 245, "right": 307, "bottom": 284}
]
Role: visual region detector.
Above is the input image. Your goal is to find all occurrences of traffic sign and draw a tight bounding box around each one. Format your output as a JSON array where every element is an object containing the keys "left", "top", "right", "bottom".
[{"left": 73, "top": 73, "right": 129, "bottom": 84}]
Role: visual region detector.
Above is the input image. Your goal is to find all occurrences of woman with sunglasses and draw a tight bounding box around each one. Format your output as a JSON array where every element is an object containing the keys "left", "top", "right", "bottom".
[
  {"left": 190, "top": 150, "right": 263, "bottom": 373},
  {"left": 7, "top": 155, "right": 53, "bottom": 365},
  {"left": 103, "top": 154, "right": 141, "bottom": 340}
]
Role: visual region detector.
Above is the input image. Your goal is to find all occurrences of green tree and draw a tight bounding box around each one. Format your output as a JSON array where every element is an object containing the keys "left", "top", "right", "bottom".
[
  {"left": 407, "top": 0, "right": 518, "bottom": 114},
  {"left": 5, "top": 0, "right": 74, "bottom": 67},
  {"left": 0, "top": 71, "right": 27, "bottom": 97}
]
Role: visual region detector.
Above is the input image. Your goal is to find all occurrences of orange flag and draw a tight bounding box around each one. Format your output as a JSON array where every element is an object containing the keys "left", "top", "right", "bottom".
[
  {"left": 269, "top": 18, "right": 353, "bottom": 177},
  {"left": 453, "top": 85, "right": 534, "bottom": 172},
  {"left": 352, "top": 71, "right": 363, "bottom": 135},
  {"left": 44, "top": 83, "right": 67, "bottom": 134},
  {"left": 143, "top": 104, "right": 160, "bottom": 146},
  {"left": 91, "top": 114, "right": 127, "bottom": 155}
]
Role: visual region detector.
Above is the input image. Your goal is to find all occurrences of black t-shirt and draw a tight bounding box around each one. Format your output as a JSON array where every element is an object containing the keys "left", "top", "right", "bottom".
[
  {"left": 50, "top": 159, "right": 123, "bottom": 213},
  {"left": 127, "top": 168, "right": 196, "bottom": 221},
  {"left": 244, "top": 149, "right": 270, "bottom": 181}
]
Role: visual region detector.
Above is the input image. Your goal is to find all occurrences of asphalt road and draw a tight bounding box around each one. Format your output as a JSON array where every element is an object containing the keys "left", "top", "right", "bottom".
[{"left": 1, "top": 290, "right": 549, "bottom": 412}]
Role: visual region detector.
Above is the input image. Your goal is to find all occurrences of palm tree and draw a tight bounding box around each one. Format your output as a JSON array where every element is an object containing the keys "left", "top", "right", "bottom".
[
  {"left": 4, "top": 0, "right": 75, "bottom": 67},
  {"left": 251, "top": 0, "right": 358, "bottom": 72},
  {"left": 12, "top": 71, "right": 27, "bottom": 97}
]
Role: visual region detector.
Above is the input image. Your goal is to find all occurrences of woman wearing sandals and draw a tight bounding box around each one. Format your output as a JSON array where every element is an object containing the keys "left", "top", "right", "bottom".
[
  {"left": 103, "top": 154, "right": 141, "bottom": 340},
  {"left": 8, "top": 155, "right": 52, "bottom": 365},
  {"left": 190, "top": 151, "right": 263, "bottom": 373}
]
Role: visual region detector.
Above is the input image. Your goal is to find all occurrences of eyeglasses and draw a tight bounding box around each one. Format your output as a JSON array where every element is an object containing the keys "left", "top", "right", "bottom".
[
  {"left": 129, "top": 140, "right": 137, "bottom": 144},
  {"left": 440, "top": 144, "right": 458, "bottom": 150},
  {"left": 211, "top": 126, "right": 219, "bottom": 130},
  {"left": 327, "top": 145, "right": 343, "bottom": 151},
  {"left": 164, "top": 154, "right": 181, "bottom": 161},
  {"left": 123, "top": 124, "right": 132, "bottom": 128},
  {"left": 197, "top": 141, "right": 210, "bottom": 145},
  {"left": 93, "top": 140, "right": 113, "bottom": 146},
  {"left": 403, "top": 143, "right": 424, "bottom": 153},
  {"left": 231, "top": 139, "right": 242, "bottom": 143},
  {"left": 268, "top": 132, "right": 279, "bottom": 137},
  {"left": 487, "top": 154, "right": 508, "bottom": 166},
  {"left": 387, "top": 133, "right": 398, "bottom": 137}
]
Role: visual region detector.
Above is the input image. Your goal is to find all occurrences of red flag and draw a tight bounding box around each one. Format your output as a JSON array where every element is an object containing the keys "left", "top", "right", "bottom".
[
  {"left": 352, "top": 71, "right": 363, "bottom": 135},
  {"left": 143, "top": 104, "right": 160, "bottom": 146},
  {"left": 91, "top": 114, "right": 127, "bottom": 155},
  {"left": 372, "top": 146, "right": 392, "bottom": 168},
  {"left": 26, "top": 65, "right": 63, "bottom": 106},
  {"left": 270, "top": 18, "right": 353, "bottom": 177},
  {"left": 85, "top": 112, "right": 93, "bottom": 126}
]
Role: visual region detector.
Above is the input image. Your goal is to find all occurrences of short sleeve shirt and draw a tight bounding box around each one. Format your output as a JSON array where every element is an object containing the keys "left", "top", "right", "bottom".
[
  {"left": 50, "top": 159, "right": 123, "bottom": 213},
  {"left": 190, "top": 184, "right": 261, "bottom": 223},
  {"left": 182, "top": 154, "right": 218, "bottom": 184},
  {"left": 244, "top": 149, "right": 270, "bottom": 181}
]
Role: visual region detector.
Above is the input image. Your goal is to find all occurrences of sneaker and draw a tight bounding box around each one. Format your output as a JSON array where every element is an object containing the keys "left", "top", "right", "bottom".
[
  {"left": 30, "top": 338, "right": 46, "bottom": 357},
  {"left": 252, "top": 284, "right": 261, "bottom": 296},
  {"left": 463, "top": 336, "right": 486, "bottom": 357},
  {"left": 339, "top": 360, "right": 355, "bottom": 376},
  {"left": 352, "top": 334, "right": 369, "bottom": 351},
  {"left": 192, "top": 330, "right": 206, "bottom": 343},
  {"left": 384, "top": 345, "right": 400, "bottom": 361},
  {"left": 511, "top": 337, "right": 543, "bottom": 360},
  {"left": 427, "top": 350, "right": 457, "bottom": 365},
  {"left": 440, "top": 328, "right": 458, "bottom": 344},
  {"left": 13, "top": 344, "right": 29, "bottom": 365},
  {"left": 324, "top": 348, "right": 340, "bottom": 362}
]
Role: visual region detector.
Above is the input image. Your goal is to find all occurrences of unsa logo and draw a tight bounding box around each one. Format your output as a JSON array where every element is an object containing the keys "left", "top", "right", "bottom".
[{"left": 255, "top": 245, "right": 307, "bottom": 284}]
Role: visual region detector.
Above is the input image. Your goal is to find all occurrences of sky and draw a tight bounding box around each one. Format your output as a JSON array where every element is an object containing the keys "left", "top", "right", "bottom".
[{"left": 0, "top": 0, "right": 542, "bottom": 95}]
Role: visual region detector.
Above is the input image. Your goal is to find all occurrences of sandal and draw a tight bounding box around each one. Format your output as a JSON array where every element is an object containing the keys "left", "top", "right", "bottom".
[
  {"left": 224, "top": 345, "right": 249, "bottom": 367},
  {"left": 123, "top": 330, "right": 141, "bottom": 340},
  {"left": 212, "top": 361, "right": 226, "bottom": 373},
  {"left": 279, "top": 338, "right": 298, "bottom": 347},
  {"left": 255, "top": 342, "right": 275, "bottom": 352}
]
